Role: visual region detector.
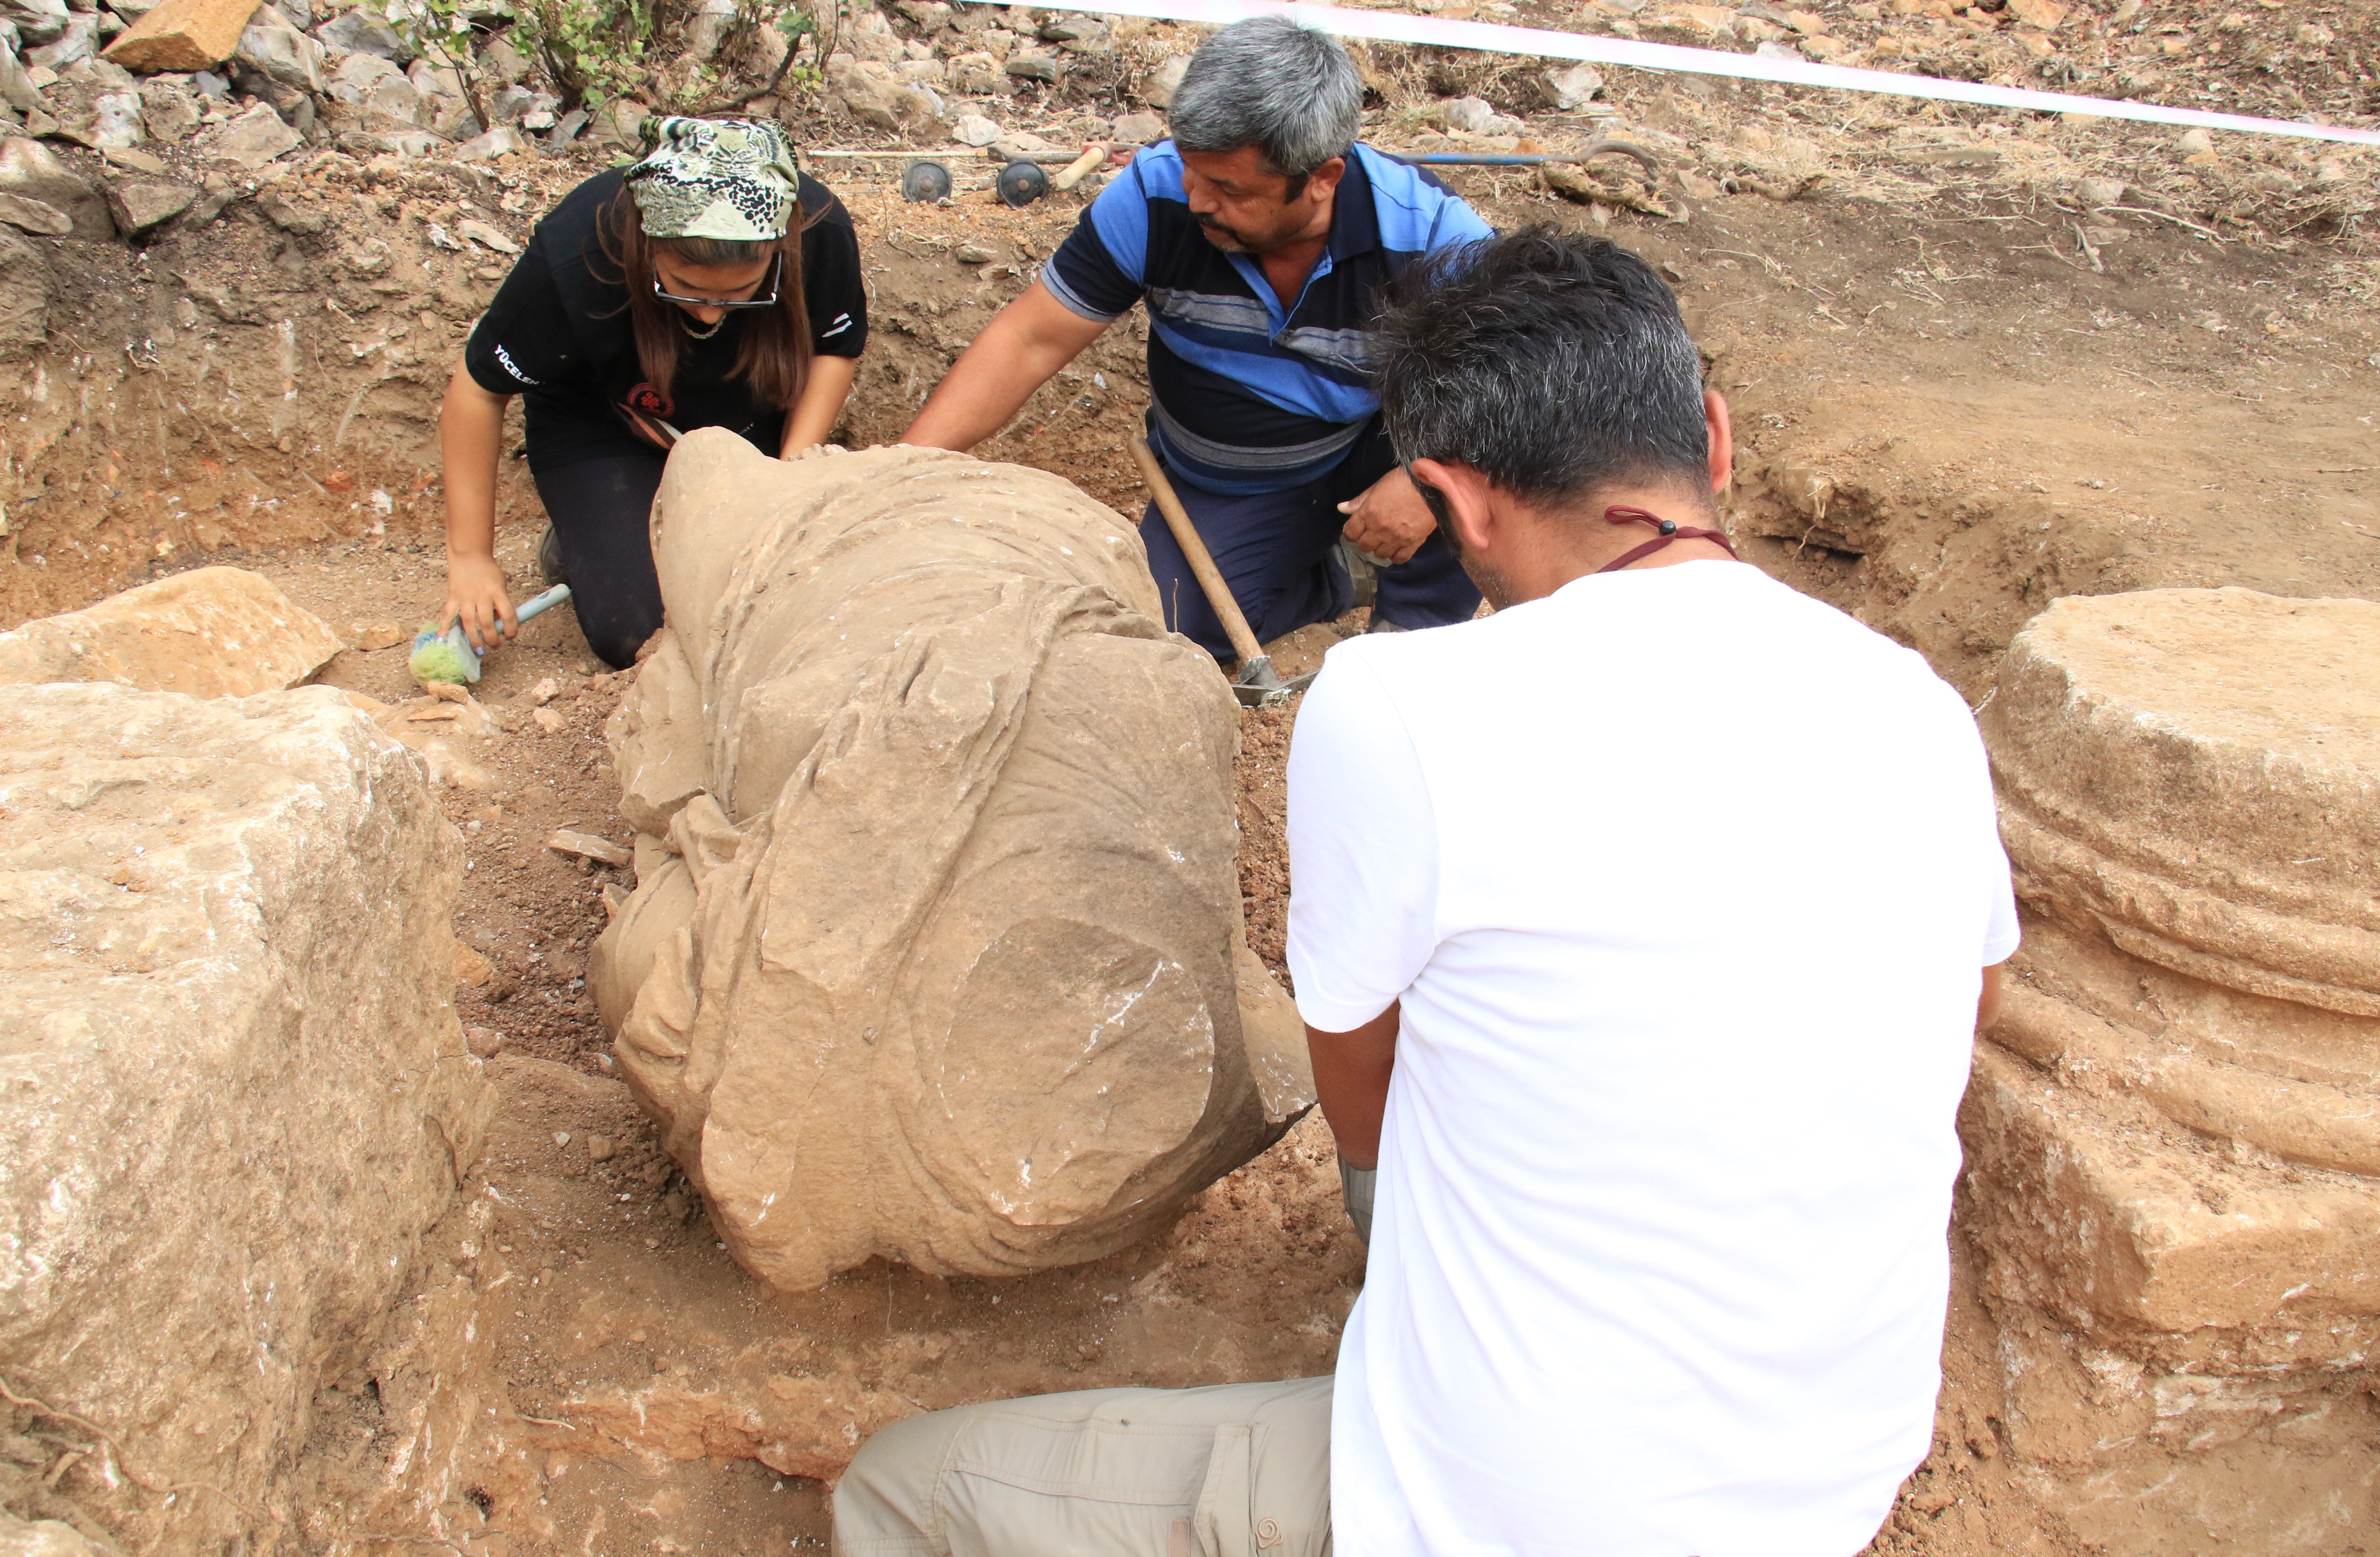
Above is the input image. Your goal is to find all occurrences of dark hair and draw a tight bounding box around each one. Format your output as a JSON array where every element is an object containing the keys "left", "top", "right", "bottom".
[
  {"left": 1170, "top": 15, "right": 1361, "bottom": 182},
  {"left": 595, "top": 188, "right": 816, "bottom": 410},
  {"left": 1373, "top": 226, "right": 1710, "bottom": 512}
]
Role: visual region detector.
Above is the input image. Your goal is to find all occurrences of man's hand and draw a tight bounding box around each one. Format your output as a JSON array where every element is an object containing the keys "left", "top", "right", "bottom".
[
  {"left": 444, "top": 552, "right": 516, "bottom": 652},
  {"left": 1337, "top": 467, "right": 1439, "bottom": 566},
  {"left": 1307, "top": 1003, "right": 1400, "bottom": 1170},
  {"left": 901, "top": 280, "right": 1109, "bottom": 452}
]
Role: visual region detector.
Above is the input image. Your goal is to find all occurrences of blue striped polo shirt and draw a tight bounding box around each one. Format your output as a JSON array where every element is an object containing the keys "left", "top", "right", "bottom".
[{"left": 1043, "top": 141, "right": 1492, "bottom": 496}]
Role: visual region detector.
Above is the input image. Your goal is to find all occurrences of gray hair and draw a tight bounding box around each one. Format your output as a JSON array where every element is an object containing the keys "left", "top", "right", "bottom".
[{"left": 1169, "top": 16, "right": 1362, "bottom": 179}]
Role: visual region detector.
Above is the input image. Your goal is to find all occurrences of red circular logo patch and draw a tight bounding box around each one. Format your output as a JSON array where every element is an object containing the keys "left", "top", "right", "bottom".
[{"left": 626, "top": 383, "right": 675, "bottom": 418}]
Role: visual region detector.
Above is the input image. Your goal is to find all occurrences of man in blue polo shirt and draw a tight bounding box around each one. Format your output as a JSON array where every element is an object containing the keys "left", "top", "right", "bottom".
[{"left": 902, "top": 16, "right": 1494, "bottom": 652}]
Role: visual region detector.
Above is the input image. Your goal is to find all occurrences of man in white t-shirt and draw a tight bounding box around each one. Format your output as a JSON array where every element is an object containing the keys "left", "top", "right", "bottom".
[{"left": 831, "top": 227, "right": 2014, "bottom": 1557}]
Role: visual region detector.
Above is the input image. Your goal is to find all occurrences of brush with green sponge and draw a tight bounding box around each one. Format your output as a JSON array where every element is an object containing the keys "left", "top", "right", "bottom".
[{"left": 410, "top": 584, "right": 573, "bottom": 687}]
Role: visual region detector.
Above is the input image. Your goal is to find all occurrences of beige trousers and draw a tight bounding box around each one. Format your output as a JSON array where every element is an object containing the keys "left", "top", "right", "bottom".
[{"left": 832, "top": 1377, "right": 1334, "bottom": 1557}]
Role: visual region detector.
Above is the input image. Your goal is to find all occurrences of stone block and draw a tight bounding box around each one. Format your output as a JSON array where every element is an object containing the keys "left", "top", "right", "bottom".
[
  {"left": 0, "top": 682, "right": 490, "bottom": 1556},
  {"left": 1963, "top": 586, "right": 2380, "bottom": 1553},
  {"left": 590, "top": 437, "right": 1313, "bottom": 1290},
  {"left": 0, "top": 566, "right": 343, "bottom": 695},
  {"left": 99, "top": 0, "right": 255, "bottom": 71}
]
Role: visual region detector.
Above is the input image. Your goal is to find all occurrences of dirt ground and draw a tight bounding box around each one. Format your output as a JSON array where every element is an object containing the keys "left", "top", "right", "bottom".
[{"left": 6, "top": 5, "right": 2380, "bottom": 1550}]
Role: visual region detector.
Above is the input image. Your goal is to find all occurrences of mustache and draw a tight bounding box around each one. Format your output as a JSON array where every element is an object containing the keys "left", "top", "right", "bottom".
[{"left": 1195, "top": 213, "right": 1249, "bottom": 244}]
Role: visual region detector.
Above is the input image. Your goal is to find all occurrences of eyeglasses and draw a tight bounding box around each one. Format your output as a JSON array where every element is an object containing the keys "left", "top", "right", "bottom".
[{"left": 652, "top": 251, "right": 783, "bottom": 309}]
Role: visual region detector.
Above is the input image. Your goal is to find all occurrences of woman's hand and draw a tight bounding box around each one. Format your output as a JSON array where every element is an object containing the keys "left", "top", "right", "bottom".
[
  {"left": 437, "top": 364, "right": 517, "bottom": 649},
  {"left": 444, "top": 551, "right": 517, "bottom": 651}
]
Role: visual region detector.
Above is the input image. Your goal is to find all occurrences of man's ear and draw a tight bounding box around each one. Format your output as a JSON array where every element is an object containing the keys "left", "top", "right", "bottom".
[
  {"left": 1704, "top": 389, "right": 1734, "bottom": 495},
  {"left": 1408, "top": 457, "right": 1494, "bottom": 554},
  {"left": 1301, "top": 155, "right": 1348, "bottom": 205}
]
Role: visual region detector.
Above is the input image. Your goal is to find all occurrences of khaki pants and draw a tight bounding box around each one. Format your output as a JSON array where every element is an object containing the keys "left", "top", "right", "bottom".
[{"left": 832, "top": 1377, "right": 1334, "bottom": 1557}]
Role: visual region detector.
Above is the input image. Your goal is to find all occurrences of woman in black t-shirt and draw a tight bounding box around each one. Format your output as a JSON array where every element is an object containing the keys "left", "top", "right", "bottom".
[{"left": 440, "top": 117, "right": 869, "bottom": 668}]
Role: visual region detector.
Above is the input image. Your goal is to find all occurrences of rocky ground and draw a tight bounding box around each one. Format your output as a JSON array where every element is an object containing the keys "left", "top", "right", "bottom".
[{"left": 0, "top": 0, "right": 2376, "bottom": 1552}]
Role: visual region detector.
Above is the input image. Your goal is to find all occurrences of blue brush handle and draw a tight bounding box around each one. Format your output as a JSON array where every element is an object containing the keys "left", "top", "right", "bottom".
[{"left": 513, "top": 583, "right": 572, "bottom": 625}]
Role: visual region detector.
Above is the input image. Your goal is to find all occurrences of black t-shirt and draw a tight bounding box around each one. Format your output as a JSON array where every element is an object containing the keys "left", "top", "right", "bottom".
[{"left": 464, "top": 169, "right": 867, "bottom": 472}]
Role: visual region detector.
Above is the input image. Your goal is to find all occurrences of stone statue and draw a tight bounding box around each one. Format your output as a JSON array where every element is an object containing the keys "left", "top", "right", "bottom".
[{"left": 592, "top": 434, "right": 1312, "bottom": 1291}]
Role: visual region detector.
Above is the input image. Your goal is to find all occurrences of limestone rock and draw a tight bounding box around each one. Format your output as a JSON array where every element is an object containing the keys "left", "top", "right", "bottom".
[
  {"left": 99, "top": 0, "right": 254, "bottom": 70},
  {"left": 1545, "top": 60, "right": 1603, "bottom": 109},
  {"left": 1002, "top": 49, "right": 1056, "bottom": 82},
  {"left": 1, "top": 0, "right": 70, "bottom": 48},
  {"left": 452, "top": 123, "right": 528, "bottom": 160},
  {"left": 0, "top": 40, "right": 42, "bottom": 110},
  {"left": 0, "top": 566, "right": 344, "bottom": 694},
  {"left": 944, "top": 48, "right": 998, "bottom": 94},
  {"left": 232, "top": 1, "right": 318, "bottom": 90},
  {"left": 202, "top": 95, "right": 298, "bottom": 165},
  {"left": 1110, "top": 107, "right": 1163, "bottom": 144},
  {"left": 826, "top": 53, "right": 942, "bottom": 131},
  {"left": 591, "top": 437, "right": 1313, "bottom": 1290},
  {"left": 139, "top": 79, "right": 201, "bottom": 140},
  {"left": 316, "top": 0, "right": 410, "bottom": 60},
  {"left": 0, "top": 134, "right": 112, "bottom": 238},
  {"left": 951, "top": 110, "right": 1000, "bottom": 146},
  {"left": 0, "top": 226, "right": 47, "bottom": 353},
  {"left": 1140, "top": 50, "right": 1186, "bottom": 107},
  {"left": 0, "top": 1516, "right": 103, "bottom": 1557},
  {"left": 101, "top": 170, "right": 190, "bottom": 231},
  {"left": 1964, "top": 587, "right": 2380, "bottom": 1552},
  {"left": 0, "top": 189, "right": 70, "bottom": 234},
  {"left": 1441, "top": 94, "right": 1524, "bottom": 136},
  {"left": 0, "top": 682, "right": 490, "bottom": 1557}
]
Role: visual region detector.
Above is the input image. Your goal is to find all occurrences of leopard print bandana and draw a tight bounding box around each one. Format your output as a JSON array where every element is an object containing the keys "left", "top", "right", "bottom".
[{"left": 623, "top": 117, "right": 800, "bottom": 242}]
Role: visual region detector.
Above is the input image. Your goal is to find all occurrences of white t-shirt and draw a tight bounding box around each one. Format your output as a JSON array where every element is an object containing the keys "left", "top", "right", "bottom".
[{"left": 1287, "top": 561, "right": 2019, "bottom": 1557}]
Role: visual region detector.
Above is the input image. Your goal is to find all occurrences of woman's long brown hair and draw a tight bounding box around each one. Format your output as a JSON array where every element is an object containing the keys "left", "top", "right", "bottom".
[{"left": 596, "top": 187, "right": 816, "bottom": 410}]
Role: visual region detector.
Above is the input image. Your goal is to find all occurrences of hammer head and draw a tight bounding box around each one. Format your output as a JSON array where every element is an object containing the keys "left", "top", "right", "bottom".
[{"left": 1230, "top": 654, "right": 1317, "bottom": 710}]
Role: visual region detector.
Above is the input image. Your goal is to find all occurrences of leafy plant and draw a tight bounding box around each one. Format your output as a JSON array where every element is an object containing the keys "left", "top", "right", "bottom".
[
  {"left": 389, "top": 0, "right": 495, "bottom": 133},
  {"left": 516, "top": 0, "right": 659, "bottom": 113}
]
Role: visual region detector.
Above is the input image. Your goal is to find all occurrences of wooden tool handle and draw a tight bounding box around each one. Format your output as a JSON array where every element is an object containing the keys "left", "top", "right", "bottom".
[
  {"left": 1130, "top": 436, "right": 1266, "bottom": 665},
  {"left": 1053, "top": 143, "right": 1107, "bottom": 192}
]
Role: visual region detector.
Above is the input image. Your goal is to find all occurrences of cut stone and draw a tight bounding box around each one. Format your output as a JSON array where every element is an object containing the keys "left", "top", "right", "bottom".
[
  {"left": 100, "top": 0, "right": 258, "bottom": 71},
  {"left": 1965, "top": 586, "right": 2380, "bottom": 1553},
  {"left": 0, "top": 682, "right": 490, "bottom": 1557},
  {"left": 0, "top": 565, "right": 344, "bottom": 695},
  {"left": 591, "top": 437, "right": 1313, "bottom": 1290}
]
